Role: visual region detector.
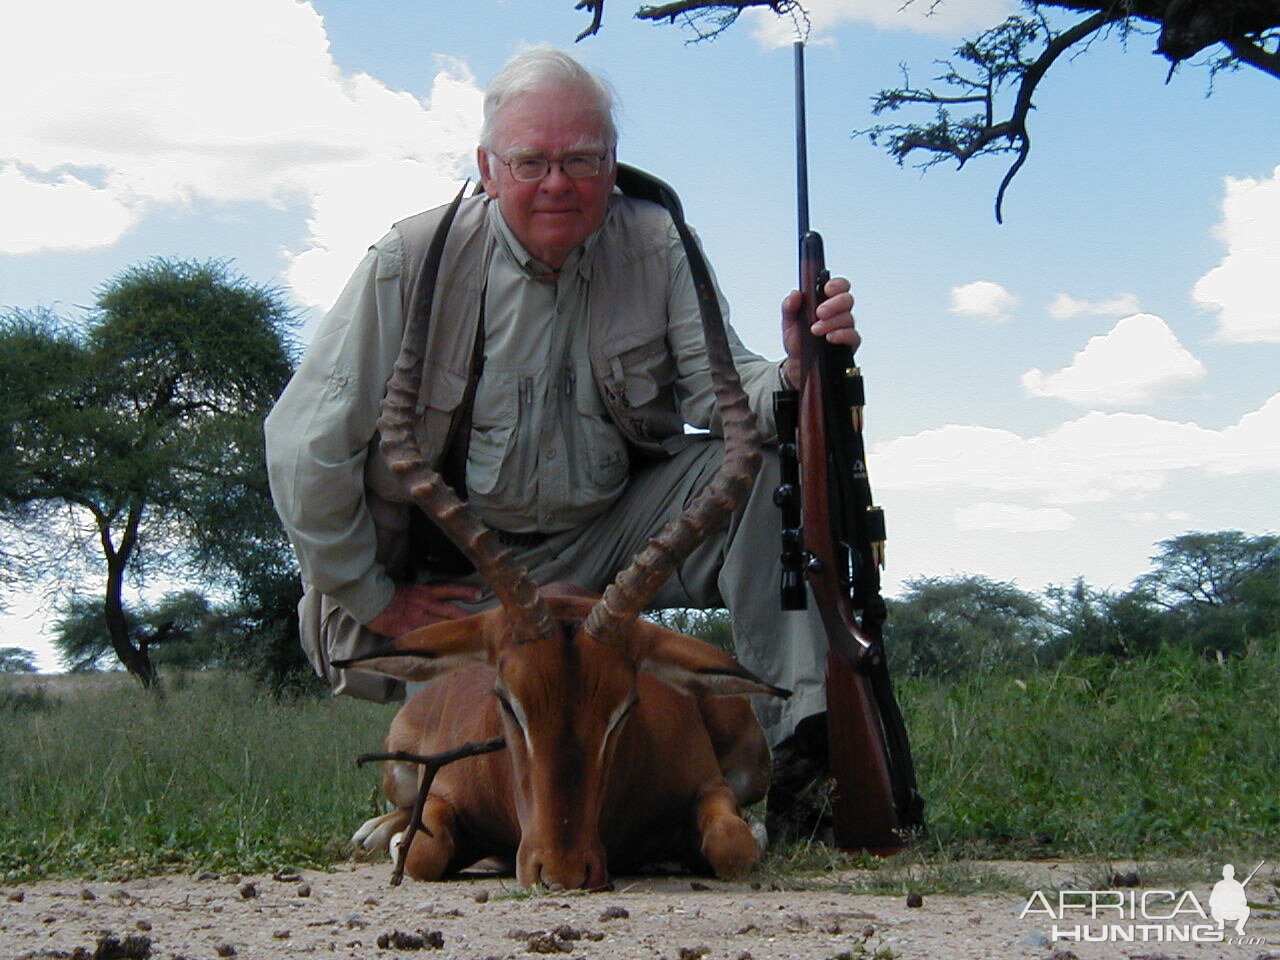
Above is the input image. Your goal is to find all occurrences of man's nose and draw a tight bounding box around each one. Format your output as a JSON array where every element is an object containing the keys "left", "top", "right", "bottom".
[{"left": 540, "top": 161, "right": 574, "bottom": 191}]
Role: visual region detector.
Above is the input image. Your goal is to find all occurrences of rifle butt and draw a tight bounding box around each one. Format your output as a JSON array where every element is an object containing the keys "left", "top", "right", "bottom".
[{"left": 825, "top": 649, "right": 906, "bottom": 853}]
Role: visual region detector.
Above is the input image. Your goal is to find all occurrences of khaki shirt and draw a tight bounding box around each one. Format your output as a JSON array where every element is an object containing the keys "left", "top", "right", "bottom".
[{"left": 266, "top": 193, "right": 783, "bottom": 626}]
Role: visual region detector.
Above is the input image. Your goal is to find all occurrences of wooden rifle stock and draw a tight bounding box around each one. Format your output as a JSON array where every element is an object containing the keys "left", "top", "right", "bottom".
[{"left": 780, "top": 41, "right": 924, "bottom": 851}]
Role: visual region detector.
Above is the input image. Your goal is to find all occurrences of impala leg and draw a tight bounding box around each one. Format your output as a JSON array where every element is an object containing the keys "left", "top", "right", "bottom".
[
  {"left": 399, "top": 794, "right": 458, "bottom": 882},
  {"left": 694, "top": 783, "right": 760, "bottom": 880}
]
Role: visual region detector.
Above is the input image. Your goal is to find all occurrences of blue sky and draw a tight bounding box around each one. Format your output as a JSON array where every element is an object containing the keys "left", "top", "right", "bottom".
[{"left": 2, "top": 0, "right": 1277, "bottom": 671}]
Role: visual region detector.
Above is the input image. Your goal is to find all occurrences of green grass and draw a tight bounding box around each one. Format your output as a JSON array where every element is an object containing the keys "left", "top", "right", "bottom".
[
  {"left": 1, "top": 644, "right": 1276, "bottom": 885},
  {"left": 0, "top": 671, "right": 394, "bottom": 882},
  {"left": 903, "top": 643, "right": 1280, "bottom": 861}
]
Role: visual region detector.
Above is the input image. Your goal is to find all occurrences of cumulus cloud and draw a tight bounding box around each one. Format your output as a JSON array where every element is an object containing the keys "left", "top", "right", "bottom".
[
  {"left": 750, "top": 0, "right": 1016, "bottom": 45},
  {"left": 1048, "top": 291, "right": 1142, "bottom": 321},
  {"left": 0, "top": 0, "right": 481, "bottom": 307},
  {"left": 954, "top": 503, "right": 1075, "bottom": 533},
  {"left": 0, "top": 163, "right": 138, "bottom": 254},
  {"left": 1020, "top": 313, "right": 1206, "bottom": 407},
  {"left": 870, "top": 392, "right": 1280, "bottom": 506},
  {"left": 950, "top": 280, "right": 1018, "bottom": 323},
  {"left": 1194, "top": 164, "right": 1280, "bottom": 344}
]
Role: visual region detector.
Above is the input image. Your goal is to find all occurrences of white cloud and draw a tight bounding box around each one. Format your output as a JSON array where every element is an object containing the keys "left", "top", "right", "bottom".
[
  {"left": 950, "top": 280, "right": 1017, "bottom": 323},
  {"left": 1020, "top": 313, "right": 1206, "bottom": 407},
  {"left": 954, "top": 502, "right": 1075, "bottom": 533},
  {"left": 1194, "top": 164, "right": 1280, "bottom": 344},
  {"left": 0, "top": 163, "right": 138, "bottom": 254},
  {"left": 1048, "top": 291, "right": 1142, "bottom": 321},
  {"left": 0, "top": 0, "right": 482, "bottom": 307},
  {"left": 870, "top": 392, "right": 1280, "bottom": 506},
  {"left": 750, "top": 0, "right": 1016, "bottom": 46}
]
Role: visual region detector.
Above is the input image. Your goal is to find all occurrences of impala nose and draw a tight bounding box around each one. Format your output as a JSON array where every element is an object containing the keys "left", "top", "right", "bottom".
[{"left": 519, "top": 846, "right": 608, "bottom": 890}]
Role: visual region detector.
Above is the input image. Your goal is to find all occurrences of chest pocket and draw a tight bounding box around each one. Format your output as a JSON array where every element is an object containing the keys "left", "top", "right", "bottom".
[
  {"left": 467, "top": 368, "right": 521, "bottom": 497},
  {"left": 572, "top": 371, "right": 630, "bottom": 490},
  {"left": 603, "top": 335, "right": 670, "bottom": 410}
]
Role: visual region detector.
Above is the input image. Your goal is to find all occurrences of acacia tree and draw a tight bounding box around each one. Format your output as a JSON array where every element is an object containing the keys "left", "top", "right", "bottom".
[
  {"left": 883, "top": 574, "right": 1053, "bottom": 677},
  {"left": 0, "top": 259, "right": 295, "bottom": 688},
  {"left": 571, "top": 0, "right": 1279, "bottom": 219}
]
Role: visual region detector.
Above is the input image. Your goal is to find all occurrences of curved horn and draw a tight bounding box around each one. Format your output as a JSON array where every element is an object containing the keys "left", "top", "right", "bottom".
[
  {"left": 380, "top": 185, "right": 555, "bottom": 643},
  {"left": 584, "top": 199, "right": 763, "bottom": 646}
]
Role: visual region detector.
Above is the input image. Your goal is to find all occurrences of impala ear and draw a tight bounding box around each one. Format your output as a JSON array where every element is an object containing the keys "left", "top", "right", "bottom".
[
  {"left": 631, "top": 622, "right": 791, "bottom": 700},
  {"left": 333, "top": 615, "right": 494, "bottom": 683}
]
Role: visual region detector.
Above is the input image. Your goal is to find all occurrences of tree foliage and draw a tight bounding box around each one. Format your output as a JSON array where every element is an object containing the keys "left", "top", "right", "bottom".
[
  {"left": 884, "top": 574, "right": 1053, "bottom": 677},
  {"left": 0, "top": 647, "right": 38, "bottom": 673},
  {"left": 0, "top": 259, "right": 296, "bottom": 689},
  {"left": 889, "top": 530, "right": 1278, "bottom": 677},
  {"left": 570, "top": 0, "right": 1280, "bottom": 220}
]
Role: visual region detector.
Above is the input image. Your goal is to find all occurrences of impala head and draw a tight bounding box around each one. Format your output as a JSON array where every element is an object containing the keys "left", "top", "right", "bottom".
[{"left": 343, "top": 593, "right": 786, "bottom": 888}]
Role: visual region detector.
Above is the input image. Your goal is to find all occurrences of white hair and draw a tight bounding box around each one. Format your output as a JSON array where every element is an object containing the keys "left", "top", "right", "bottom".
[{"left": 480, "top": 48, "right": 618, "bottom": 151}]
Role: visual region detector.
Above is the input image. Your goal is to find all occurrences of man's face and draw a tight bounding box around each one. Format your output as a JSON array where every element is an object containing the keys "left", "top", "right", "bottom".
[{"left": 478, "top": 83, "right": 617, "bottom": 270}]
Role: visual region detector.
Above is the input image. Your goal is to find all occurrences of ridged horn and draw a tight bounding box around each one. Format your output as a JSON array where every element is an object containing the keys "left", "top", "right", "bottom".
[
  {"left": 583, "top": 201, "right": 763, "bottom": 647},
  {"left": 379, "top": 184, "right": 555, "bottom": 643}
]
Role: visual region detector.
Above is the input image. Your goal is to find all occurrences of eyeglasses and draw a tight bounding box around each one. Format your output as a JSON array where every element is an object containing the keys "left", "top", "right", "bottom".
[{"left": 500, "top": 153, "right": 609, "bottom": 182}]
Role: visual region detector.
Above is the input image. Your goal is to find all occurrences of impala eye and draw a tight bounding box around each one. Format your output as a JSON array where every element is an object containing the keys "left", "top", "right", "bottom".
[
  {"left": 494, "top": 691, "right": 519, "bottom": 722},
  {"left": 606, "top": 697, "right": 638, "bottom": 738}
]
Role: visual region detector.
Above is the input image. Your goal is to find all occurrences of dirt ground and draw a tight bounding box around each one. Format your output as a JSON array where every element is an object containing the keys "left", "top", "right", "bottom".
[{"left": 4, "top": 860, "right": 1277, "bottom": 960}]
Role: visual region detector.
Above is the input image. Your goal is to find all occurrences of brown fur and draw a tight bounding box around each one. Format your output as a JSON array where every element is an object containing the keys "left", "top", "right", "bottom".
[{"left": 352, "top": 595, "right": 784, "bottom": 888}]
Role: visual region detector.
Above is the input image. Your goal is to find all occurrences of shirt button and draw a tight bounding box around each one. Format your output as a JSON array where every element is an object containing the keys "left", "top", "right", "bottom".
[{"left": 545, "top": 447, "right": 557, "bottom": 460}]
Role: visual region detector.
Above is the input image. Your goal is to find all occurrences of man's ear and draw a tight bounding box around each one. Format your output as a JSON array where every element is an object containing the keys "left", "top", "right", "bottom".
[
  {"left": 477, "top": 146, "right": 500, "bottom": 198},
  {"left": 333, "top": 614, "right": 494, "bottom": 683},
  {"left": 628, "top": 622, "right": 791, "bottom": 700}
]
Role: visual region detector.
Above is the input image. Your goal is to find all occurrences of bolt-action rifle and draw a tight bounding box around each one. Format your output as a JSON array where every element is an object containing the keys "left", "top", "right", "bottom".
[{"left": 773, "top": 41, "right": 925, "bottom": 850}]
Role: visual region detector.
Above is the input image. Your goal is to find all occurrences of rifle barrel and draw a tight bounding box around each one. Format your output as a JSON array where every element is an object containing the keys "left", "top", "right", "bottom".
[{"left": 794, "top": 40, "right": 810, "bottom": 239}]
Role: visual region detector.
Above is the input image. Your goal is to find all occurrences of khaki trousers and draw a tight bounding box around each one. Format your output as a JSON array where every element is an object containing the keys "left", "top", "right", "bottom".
[{"left": 305, "top": 440, "right": 829, "bottom": 747}]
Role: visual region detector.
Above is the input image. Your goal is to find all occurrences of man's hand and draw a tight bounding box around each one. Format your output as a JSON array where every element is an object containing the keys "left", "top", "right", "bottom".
[
  {"left": 781, "top": 276, "right": 859, "bottom": 390},
  {"left": 366, "top": 582, "right": 485, "bottom": 638}
]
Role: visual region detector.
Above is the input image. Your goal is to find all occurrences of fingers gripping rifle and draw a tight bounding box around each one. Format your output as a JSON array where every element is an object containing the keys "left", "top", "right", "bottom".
[{"left": 774, "top": 41, "right": 924, "bottom": 850}]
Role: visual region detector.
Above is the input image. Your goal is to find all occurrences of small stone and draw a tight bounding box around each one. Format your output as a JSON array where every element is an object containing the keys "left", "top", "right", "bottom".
[
  {"left": 214, "top": 944, "right": 236, "bottom": 958},
  {"left": 80, "top": 888, "right": 97, "bottom": 901},
  {"left": 296, "top": 883, "right": 311, "bottom": 897},
  {"left": 196, "top": 872, "right": 219, "bottom": 881},
  {"left": 346, "top": 915, "right": 369, "bottom": 930},
  {"left": 273, "top": 871, "right": 302, "bottom": 883},
  {"left": 690, "top": 881, "right": 710, "bottom": 891},
  {"left": 526, "top": 932, "right": 572, "bottom": 954},
  {"left": 377, "top": 930, "right": 433, "bottom": 950},
  {"left": 678, "top": 947, "right": 710, "bottom": 960},
  {"left": 238, "top": 882, "right": 257, "bottom": 899},
  {"left": 474, "top": 889, "right": 490, "bottom": 903},
  {"left": 90, "top": 934, "right": 152, "bottom": 959},
  {"left": 599, "top": 905, "right": 629, "bottom": 921},
  {"left": 905, "top": 891, "right": 924, "bottom": 908},
  {"left": 135, "top": 919, "right": 152, "bottom": 931},
  {"left": 272, "top": 930, "right": 290, "bottom": 940},
  {"left": 5, "top": 890, "right": 24, "bottom": 902},
  {"left": 1111, "top": 870, "right": 1141, "bottom": 887},
  {"left": 552, "top": 923, "right": 581, "bottom": 941}
]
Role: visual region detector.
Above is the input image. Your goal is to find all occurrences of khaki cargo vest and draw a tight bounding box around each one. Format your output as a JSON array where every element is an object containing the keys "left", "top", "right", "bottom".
[{"left": 361, "top": 193, "right": 692, "bottom": 583}]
